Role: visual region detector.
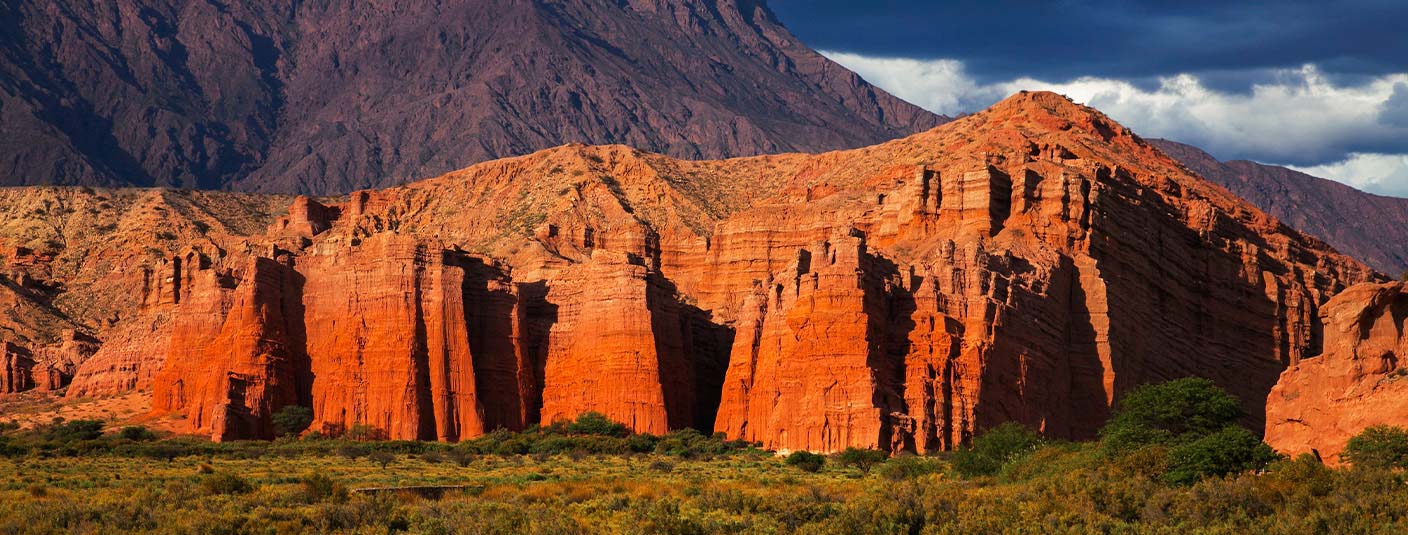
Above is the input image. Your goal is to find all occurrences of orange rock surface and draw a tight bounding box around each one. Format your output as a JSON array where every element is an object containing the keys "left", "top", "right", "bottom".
[
  {"left": 1265, "top": 282, "right": 1408, "bottom": 463},
  {"left": 0, "top": 92, "right": 1381, "bottom": 452}
]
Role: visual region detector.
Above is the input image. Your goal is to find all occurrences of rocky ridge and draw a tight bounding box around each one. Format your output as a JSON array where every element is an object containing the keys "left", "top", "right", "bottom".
[
  {"left": 0, "top": 92, "right": 1378, "bottom": 452},
  {"left": 0, "top": 0, "right": 942, "bottom": 194},
  {"left": 1153, "top": 139, "right": 1408, "bottom": 274}
]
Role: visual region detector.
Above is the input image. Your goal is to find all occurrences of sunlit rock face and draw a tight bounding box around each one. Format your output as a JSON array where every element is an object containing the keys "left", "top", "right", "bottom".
[
  {"left": 3, "top": 92, "right": 1374, "bottom": 451},
  {"left": 1265, "top": 282, "right": 1408, "bottom": 464}
]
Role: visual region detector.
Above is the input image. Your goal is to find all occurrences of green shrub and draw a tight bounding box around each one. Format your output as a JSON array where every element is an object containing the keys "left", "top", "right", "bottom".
[
  {"left": 953, "top": 422, "right": 1042, "bottom": 477},
  {"left": 367, "top": 451, "right": 396, "bottom": 470},
  {"left": 118, "top": 426, "right": 157, "bottom": 442},
  {"left": 1164, "top": 426, "right": 1280, "bottom": 485},
  {"left": 200, "top": 472, "right": 252, "bottom": 495},
  {"left": 878, "top": 455, "right": 945, "bottom": 481},
  {"left": 837, "top": 447, "right": 888, "bottom": 473},
  {"left": 272, "top": 405, "right": 314, "bottom": 437},
  {"left": 566, "top": 412, "right": 629, "bottom": 437},
  {"left": 1100, "top": 378, "right": 1242, "bottom": 453},
  {"left": 786, "top": 451, "right": 826, "bottom": 473},
  {"left": 447, "top": 446, "right": 476, "bottom": 467},
  {"left": 346, "top": 424, "right": 384, "bottom": 441},
  {"left": 301, "top": 473, "right": 347, "bottom": 503},
  {"left": 43, "top": 419, "right": 104, "bottom": 442},
  {"left": 419, "top": 450, "right": 444, "bottom": 464},
  {"left": 1342, "top": 425, "right": 1408, "bottom": 469}
]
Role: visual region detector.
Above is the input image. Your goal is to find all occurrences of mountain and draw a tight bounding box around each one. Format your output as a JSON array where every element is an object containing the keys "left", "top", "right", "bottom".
[
  {"left": 0, "top": 0, "right": 943, "bottom": 194},
  {"left": 0, "top": 92, "right": 1376, "bottom": 452},
  {"left": 1152, "top": 139, "right": 1408, "bottom": 275}
]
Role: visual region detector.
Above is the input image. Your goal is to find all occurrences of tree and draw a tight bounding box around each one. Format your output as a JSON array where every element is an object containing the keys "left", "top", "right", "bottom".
[
  {"left": 785, "top": 451, "right": 826, "bottom": 473},
  {"left": 1100, "top": 378, "right": 1243, "bottom": 453},
  {"left": 1343, "top": 425, "right": 1408, "bottom": 470},
  {"left": 953, "top": 422, "right": 1043, "bottom": 477},
  {"left": 118, "top": 426, "right": 157, "bottom": 441},
  {"left": 837, "top": 447, "right": 888, "bottom": 473},
  {"left": 271, "top": 405, "right": 314, "bottom": 438},
  {"left": 367, "top": 451, "right": 396, "bottom": 470},
  {"left": 44, "top": 419, "right": 104, "bottom": 442},
  {"left": 1164, "top": 426, "right": 1280, "bottom": 485},
  {"left": 201, "top": 473, "right": 253, "bottom": 495},
  {"left": 566, "top": 412, "right": 629, "bottom": 437}
]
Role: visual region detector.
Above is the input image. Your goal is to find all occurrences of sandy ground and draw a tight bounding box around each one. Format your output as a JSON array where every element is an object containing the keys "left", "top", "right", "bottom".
[{"left": 0, "top": 390, "right": 181, "bottom": 433}]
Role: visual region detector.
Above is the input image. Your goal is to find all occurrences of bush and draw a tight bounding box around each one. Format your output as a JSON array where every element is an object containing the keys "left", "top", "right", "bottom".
[
  {"left": 953, "top": 422, "right": 1042, "bottom": 478},
  {"left": 1101, "top": 378, "right": 1242, "bottom": 453},
  {"left": 118, "top": 426, "right": 157, "bottom": 442},
  {"left": 337, "top": 445, "right": 365, "bottom": 460},
  {"left": 836, "top": 447, "right": 888, "bottom": 473},
  {"left": 1164, "top": 426, "right": 1280, "bottom": 485},
  {"left": 201, "top": 472, "right": 253, "bottom": 495},
  {"left": 447, "top": 446, "right": 476, "bottom": 467},
  {"left": 272, "top": 405, "right": 314, "bottom": 437},
  {"left": 301, "top": 473, "right": 347, "bottom": 503},
  {"left": 878, "top": 455, "right": 945, "bottom": 481},
  {"left": 649, "top": 460, "right": 675, "bottom": 473},
  {"left": 419, "top": 450, "right": 444, "bottom": 464},
  {"left": 368, "top": 450, "right": 396, "bottom": 470},
  {"left": 346, "top": 424, "right": 384, "bottom": 441},
  {"left": 1343, "top": 425, "right": 1408, "bottom": 469},
  {"left": 786, "top": 451, "right": 826, "bottom": 473},
  {"left": 44, "top": 419, "right": 104, "bottom": 442},
  {"left": 566, "top": 412, "right": 629, "bottom": 437}
]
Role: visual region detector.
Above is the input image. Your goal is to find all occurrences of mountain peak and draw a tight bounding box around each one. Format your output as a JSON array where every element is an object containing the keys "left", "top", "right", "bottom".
[{"left": 0, "top": 0, "right": 942, "bottom": 194}]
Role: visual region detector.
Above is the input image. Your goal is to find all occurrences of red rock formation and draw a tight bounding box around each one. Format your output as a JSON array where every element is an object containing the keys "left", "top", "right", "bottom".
[
  {"left": 1, "top": 342, "right": 34, "bottom": 394},
  {"left": 15, "top": 92, "right": 1379, "bottom": 452},
  {"left": 1265, "top": 282, "right": 1408, "bottom": 463},
  {"left": 539, "top": 249, "right": 696, "bottom": 434},
  {"left": 299, "top": 235, "right": 475, "bottom": 440},
  {"left": 155, "top": 259, "right": 297, "bottom": 439}
]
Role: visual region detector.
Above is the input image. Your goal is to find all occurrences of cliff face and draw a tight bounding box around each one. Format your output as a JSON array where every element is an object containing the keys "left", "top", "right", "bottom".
[
  {"left": 1265, "top": 282, "right": 1408, "bottom": 463},
  {"left": 0, "top": 0, "right": 942, "bottom": 194},
  {"left": 2, "top": 92, "right": 1377, "bottom": 450},
  {"left": 1153, "top": 139, "right": 1408, "bottom": 274}
]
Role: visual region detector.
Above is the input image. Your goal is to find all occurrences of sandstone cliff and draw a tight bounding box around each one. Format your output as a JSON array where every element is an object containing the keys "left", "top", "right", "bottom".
[
  {"left": 1265, "top": 282, "right": 1408, "bottom": 463},
  {"left": 2, "top": 92, "right": 1379, "bottom": 451}
]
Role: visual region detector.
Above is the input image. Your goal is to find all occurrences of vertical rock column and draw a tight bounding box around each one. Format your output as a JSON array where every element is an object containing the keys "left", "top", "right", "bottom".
[
  {"left": 539, "top": 249, "right": 695, "bottom": 434},
  {"left": 302, "top": 235, "right": 488, "bottom": 441},
  {"left": 151, "top": 257, "right": 304, "bottom": 440},
  {"left": 715, "top": 235, "right": 897, "bottom": 453}
]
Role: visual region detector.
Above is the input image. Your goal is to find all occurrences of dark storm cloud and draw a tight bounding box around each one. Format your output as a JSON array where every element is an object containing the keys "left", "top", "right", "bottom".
[
  {"left": 768, "top": 0, "right": 1408, "bottom": 86},
  {"left": 1382, "top": 84, "right": 1408, "bottom": 128}
]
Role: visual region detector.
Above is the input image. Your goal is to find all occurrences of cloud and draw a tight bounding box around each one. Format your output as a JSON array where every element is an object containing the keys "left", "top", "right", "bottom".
[
  {"left": 823, "top": 51, "right": 1408, "bottom": 197},
  {"left": 773, "top": 1, "right": 1408, "bottom": 83},
  {"left": 1290, "top": 154, "right": 1408, "bottom": 198}
]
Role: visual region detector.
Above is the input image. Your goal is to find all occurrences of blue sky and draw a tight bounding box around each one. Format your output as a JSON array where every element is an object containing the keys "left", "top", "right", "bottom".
[{"left": 770, "top": 0, "right": 1408, "bottom": 197}]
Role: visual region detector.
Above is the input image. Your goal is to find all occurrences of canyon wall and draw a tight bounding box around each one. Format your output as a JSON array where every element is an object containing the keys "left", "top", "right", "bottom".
[
  {"left": 1265, "top": 282, "right": 1408, "bottom": 463},
  {"left": 6, "top": 92, "right": 1379, "bottom": 453}
]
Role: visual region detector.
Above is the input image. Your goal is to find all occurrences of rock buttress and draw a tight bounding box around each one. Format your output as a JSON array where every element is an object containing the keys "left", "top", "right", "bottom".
[
  {"left": 538, "top": 249, "right": 698, "bottom": 434},
  {"left": 151, "top": 257, "right": 306, "bottom": 440},
  {"left": 1265, "top": 282, "right": 1408, "bottom": 463}
]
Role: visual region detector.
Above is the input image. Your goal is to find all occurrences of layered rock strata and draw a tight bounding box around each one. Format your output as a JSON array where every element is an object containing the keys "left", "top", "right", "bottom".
[
  {"left": 1265, "top": 282, "right": 1408, "bottom": 463},
  {"left": 5, "top": 92, "right": 1377, "bottom": 453}
]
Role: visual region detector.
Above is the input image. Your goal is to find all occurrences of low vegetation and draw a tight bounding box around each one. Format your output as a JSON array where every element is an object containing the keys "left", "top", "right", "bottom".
[{"left": 0, "top": 389, "right": 1405, "bottom": 533}]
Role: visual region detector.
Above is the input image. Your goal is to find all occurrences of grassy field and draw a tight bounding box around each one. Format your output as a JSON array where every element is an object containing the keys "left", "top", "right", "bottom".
[
  {"left": 1, "top": 439, "right": 1406, "bottom": 534},
  {"left": 1, "top": 380, "right": 1406, "bottom": 534}
]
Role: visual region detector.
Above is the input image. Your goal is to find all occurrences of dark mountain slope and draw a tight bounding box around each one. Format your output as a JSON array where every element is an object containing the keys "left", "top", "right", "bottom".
[
  {"left": 1152, "top": 139, "right": 1408, "bottom": 274},
  {"left": 0, "top": 0, "right": 944, "bottom": 194}
]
